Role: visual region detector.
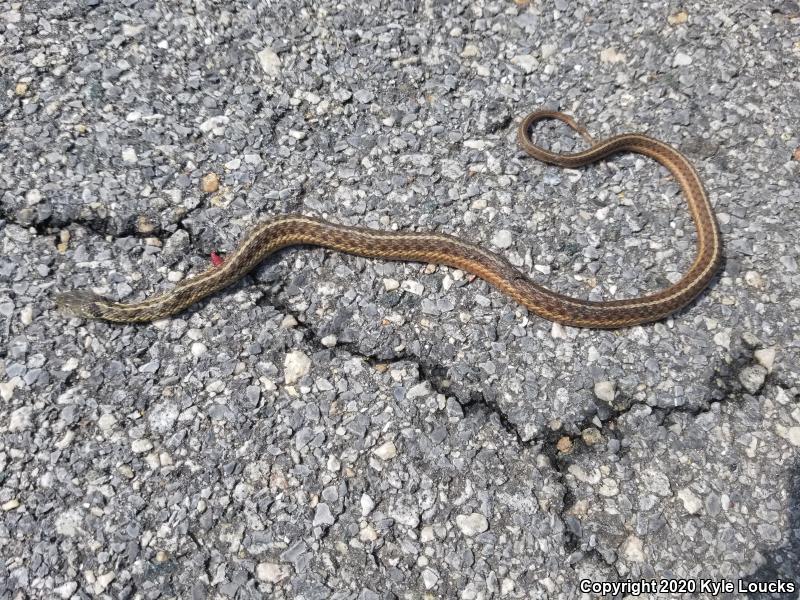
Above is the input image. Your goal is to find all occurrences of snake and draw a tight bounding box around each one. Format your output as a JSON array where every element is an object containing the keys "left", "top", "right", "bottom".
[{"left": 56, "top": 110, "right": 722, "bottom": 328}]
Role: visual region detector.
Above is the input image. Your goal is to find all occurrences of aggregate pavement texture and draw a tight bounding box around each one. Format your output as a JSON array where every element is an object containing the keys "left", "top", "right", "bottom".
[{"left": 1, "top": 0, "right": 799, "bottom": 598}]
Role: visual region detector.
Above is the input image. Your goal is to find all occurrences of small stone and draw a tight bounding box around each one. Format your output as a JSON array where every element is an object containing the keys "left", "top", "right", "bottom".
[
  {"left": 391, "top": 504, "right": 420, "bottom": 528},
  {"left": 54, "top": 582, "right": 78, "bottom": 599},
  {"left": 599, "top": 48, "right": 626, "bottom": 63},
  {"left": 464, "top": 139, "right": 489, "bottom": 150},
  {"left": 361, "top": 494, "right": 375, "bottom": 516},
  {"left": 122, "top": 147, "right": 138, "bottom": 163},
  {"left": 199, "top": 115, "right": 229, "bottom": 135},
  {"left": 131, "top": 439, "right": 154, "bottom": 453},
  {"left": 599, "top": 478, "right": 619, "bottom": 497},
  {"left": 284, "top": 350, "right": 311, "bottom": 384},
  {"left": 383, "top": 278, "right": 400, "bottom": 291},
  {"left": 784, "top": 427, "right": 800, "bottom": 447},
  {"left": 200, "top": 173, "right": 219, "bottom": 193},
  {"left": 744, "top": 271, "right": 764, "bottom": 288},
  {"left": 190, "top": 342, "right": 208, "bottom": 357},
  {"left": 581, "top": 427, "right": 604, "bottom": 446},
  {"left": 122, "top": 23, "right": 145, "bottom": 36},
  {"left": 281, "top": 314, "right": 298, "bottom": 329},
  {"left": 622, "top": 535, "right": 645, "bottom": 562},
  {"left": 713, "top": 330, "right": 731, "bottom": 349},
  {"left": 677, "top": 488, "right": 702, "bottom": 514},
  {"left": 373, "top": 440, "right": 397, "bottom": 460},
  {"left": 9, "top": 405, "right": 32, "bottom": 431},
  {"left": 3, "top": 9, "right": 21, "bottom": 23},
  {"left": 551, "top": 322, "right": 568, "bottom": 339},
  {"left": 320, "top": 335, "right": 337, "bottom": 348},
  {"left": 98, "top": 413, "right": 117, "bottom": 431},
  {"left": 256, "top": 562, "right": 289, "bottom": 583},
  {"left": 471, "top": 197, "right": 487, "bottom": 210},
  {"left": 455, "top": 513, "right": 489, "bottom": 536},
  {"left": 540, "top": 43, "right": 558, "bottom": 59},
  {"left": 15, "top": 82, "right": 29, "bottom": 96},
  {"left": 668, "top": 10, "right": 688, "bottom": 25},
  {"left": 422, "top": 568, "right": 439, "bottom": 589},
  {"left": 207, "top": 379, "right": 225, "bottom": 393},
  {"left": 245, "top": 386, "right": 261, "bottom": 405},
  {"left": 95, "top": 572, "right": 115, "bottom": 594},
  {"left": 333, "top": 89, "right": 353, "bottom": 103},
  {"left": 55, "top": 509, "right": 82, "bottom": 536},
  {"left": 313, "top": 503, "right": 335, "bottom": 527},
  {"left": 354, "top": 89, "right": 374, "bottom": 103},
  {"left": 25, "top": 189, "right": 42, "bottom": 205},
  {"left": 460, "top": 44, "right": 479, "bottom": 58},
  {"left": 510, "top": 54, "right": 538, "bottom": 73},
  {"left": 359, "top": 524, "right": 378, "bottom": 542},
  {"left": 593, "top": 380, "right": 615, "bottom": 403},
  {"left": 136, "top": 215, "right": 155, "bottom": 234},
  {"left": 780, "top": 255, "right": 797, "bottom": 272},
  {"left": 754, "top": 347, "right": 776, "bottom": 372},
  {"left": 401, "top": 280, "right": 424, "bottom": 295},
  {"left": 491, "top": 229, "right": 513, "bottom": 249},
  {"left": 794, "top": 146, "right": 800, "bottom": 161},
  {"left": 0, "top": 297, "right": 14, "bottom": 319},
  {"left": 2, "top": 499, "right": 20, "bottom": 511},
  {"left": 55, "top": 431, "right": 74, "bottom": 449},
  {"left": 148, "top": 401, "right": 179, "bottom": 433},
  {"left": 556, "top": 436, "right": 573, "bottom": 453},
  {"left": 672, "top": 52, "right": 693, "bottom": 67},
  {"left": 420, "top": 526, "right": 435, "bottom": 543},
  {"left": 256, "top": 47, "right": 281, "bottom": 77},
  {"left": 738, "top": 365, "right": 767, "bottom": 394}
]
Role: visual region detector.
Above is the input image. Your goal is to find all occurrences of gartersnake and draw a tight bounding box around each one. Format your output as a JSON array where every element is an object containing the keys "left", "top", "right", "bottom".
[{"left": 56, "top": 110, "right": 722, "bottom": 328}]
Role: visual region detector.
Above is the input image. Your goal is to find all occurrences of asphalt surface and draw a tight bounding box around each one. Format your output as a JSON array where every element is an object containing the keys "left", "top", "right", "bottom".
[{"left": 1, "top": 0, "right": 799, "bottom": 598}]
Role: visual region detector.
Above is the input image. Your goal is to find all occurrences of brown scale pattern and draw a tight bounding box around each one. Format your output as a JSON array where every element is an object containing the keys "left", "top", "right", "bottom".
[{"left": 56, "top": 111, "right": 722, "bottom": 328}]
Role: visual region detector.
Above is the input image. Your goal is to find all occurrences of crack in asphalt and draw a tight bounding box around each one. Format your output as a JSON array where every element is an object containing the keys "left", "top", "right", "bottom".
[{"left": 13, "top": 215, "right": 793, "bottom": 568}]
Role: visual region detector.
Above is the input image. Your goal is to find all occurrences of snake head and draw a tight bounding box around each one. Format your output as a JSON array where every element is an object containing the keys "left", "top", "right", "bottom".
[{"left": 55, "top": 290, "right": 106, "bottom": 320}]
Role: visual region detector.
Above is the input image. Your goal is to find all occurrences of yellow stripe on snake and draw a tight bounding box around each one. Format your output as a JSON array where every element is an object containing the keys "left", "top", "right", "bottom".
[{"left": 56, "top": 110, "right": 722, "bottom": 328}]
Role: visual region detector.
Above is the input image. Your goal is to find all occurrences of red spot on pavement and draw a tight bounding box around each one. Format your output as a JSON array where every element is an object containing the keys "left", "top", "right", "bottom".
[{"left": 210, "top": 252, "right": 224, "bottom": 266}]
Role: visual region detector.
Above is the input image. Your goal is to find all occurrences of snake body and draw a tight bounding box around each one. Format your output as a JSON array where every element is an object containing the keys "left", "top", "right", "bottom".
[{"left": 56, "top": 110, "right": 722, "bottom": 328}]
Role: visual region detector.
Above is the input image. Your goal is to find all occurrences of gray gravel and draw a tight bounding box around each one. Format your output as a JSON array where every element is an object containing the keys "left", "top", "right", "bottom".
[{"left": 2, "top": 0, "right": 800, "bottom": 598}]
